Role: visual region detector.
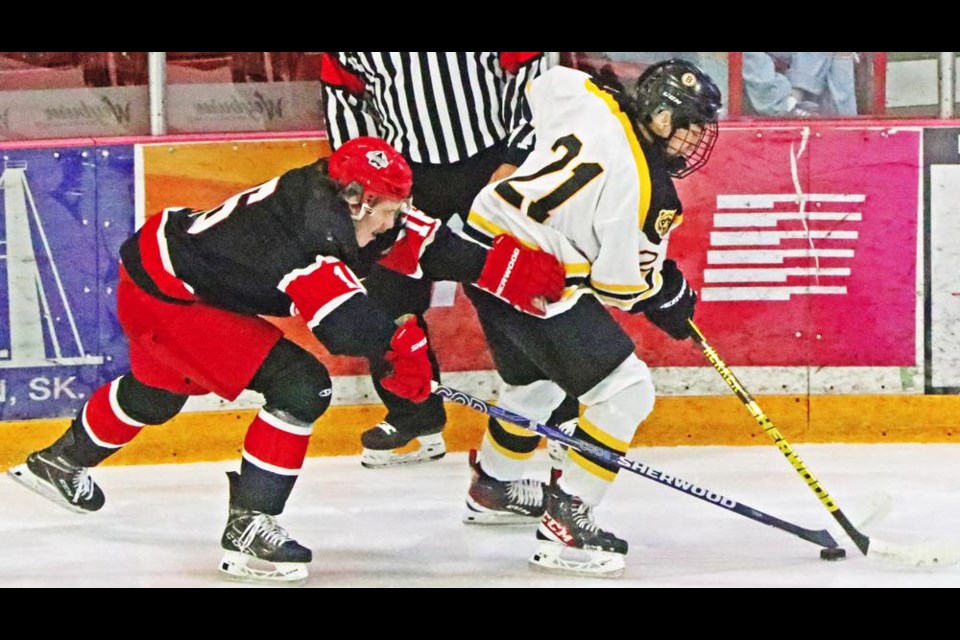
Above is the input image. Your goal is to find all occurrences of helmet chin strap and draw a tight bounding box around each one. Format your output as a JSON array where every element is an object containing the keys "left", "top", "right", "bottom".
[
  {"left": 351, "top": 202, "right": 375, "bottom": 221},
  {"left": 340, "top": 181, "right": 377, "bottom": 220}
]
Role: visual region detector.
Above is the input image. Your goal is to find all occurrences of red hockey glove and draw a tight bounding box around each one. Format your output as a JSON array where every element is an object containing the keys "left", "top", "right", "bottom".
[
  {"left": 476, "top": 234, "right": 565, "bottom": 316},
  {"left": 380, "top": 317, "right": 433, "bottom": 403}
]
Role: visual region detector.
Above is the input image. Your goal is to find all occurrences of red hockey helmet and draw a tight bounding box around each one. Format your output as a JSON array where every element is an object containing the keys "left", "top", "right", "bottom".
[{"left": 328, "top": 136, "right": 413, "bottom": 203}]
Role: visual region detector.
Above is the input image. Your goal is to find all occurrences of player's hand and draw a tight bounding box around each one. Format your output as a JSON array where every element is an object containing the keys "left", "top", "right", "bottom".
[
  {"left": 636, "top": 259, "right": 697, "bottom": 340},
  {"left": 476, "top": 234, "right": 565, "bottom": 316},
  {"left": 380, "top": 317, "right": 433, "bottom": 402}
]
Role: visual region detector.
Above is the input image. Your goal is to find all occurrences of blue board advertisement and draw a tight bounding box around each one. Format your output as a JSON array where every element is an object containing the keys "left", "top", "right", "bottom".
[{"left": 0, "top": 145, "right": 134, "bottom": 420}]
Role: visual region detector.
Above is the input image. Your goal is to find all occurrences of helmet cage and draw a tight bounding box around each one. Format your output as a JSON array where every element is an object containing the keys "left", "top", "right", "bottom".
[
  {"left": 634, "top": 59, "right": 722, "bottom": 178},
  {"left": 666, "top": 121, "right": 718, "bottom": 178}
]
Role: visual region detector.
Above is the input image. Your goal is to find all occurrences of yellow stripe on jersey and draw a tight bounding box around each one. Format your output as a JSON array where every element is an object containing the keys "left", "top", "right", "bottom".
[
  {"left": 467, "top": 209, "right": 508, "bottom": 240},
  {"left": 590, "top": 279, "right": 648, "bottom": 293},
  {"left": 467, "top": 209, "right": 592, "bottom": 276},
  {"left": 569, "top": 448, "right": 618, "bottom": 482},
  {"left": 583, "top": 79, "right": 652, "bottom": 229},
  {"left": 590, "top": 278, "right": 649, "bottom": 308},
  {"left": 497, "top": 419, "right": 540, "bottom": 440},
  {"left": 485, "top": 430, "right": 537, "bottom": 460},
  {"left": 580, "top": 416, "right": 630, "bottom": 452}
]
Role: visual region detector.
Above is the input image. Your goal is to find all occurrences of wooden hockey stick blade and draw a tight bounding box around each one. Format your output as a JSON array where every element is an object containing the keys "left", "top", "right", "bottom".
[
  {"left": 866, "top": 538, "right": 960, "bottom": 567},
  {"left": 844, "top": 493, "right": 960, "bottom": 566},
  {"left": 688, "top": 320, "right": 960, "bottom": 567}
]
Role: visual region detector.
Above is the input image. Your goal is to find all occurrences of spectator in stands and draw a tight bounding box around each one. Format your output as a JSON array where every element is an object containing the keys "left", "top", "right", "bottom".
[{"left": 743, "top": 52, "right": 858, "bottom": 117}]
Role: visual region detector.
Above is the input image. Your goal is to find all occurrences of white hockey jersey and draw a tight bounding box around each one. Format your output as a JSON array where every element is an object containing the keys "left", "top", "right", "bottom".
[{"left": 465, "top": 66, "right": 685, "bottom": 317}]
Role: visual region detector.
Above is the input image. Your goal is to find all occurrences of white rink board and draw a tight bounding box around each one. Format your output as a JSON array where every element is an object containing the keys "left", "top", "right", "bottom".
[{"left": 931, "top": 164, "right": 960, "bottom": 388}]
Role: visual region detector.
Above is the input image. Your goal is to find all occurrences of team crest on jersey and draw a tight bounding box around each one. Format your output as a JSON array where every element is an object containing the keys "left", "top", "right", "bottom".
[
  {"left": 366, "top": 150, "right": 389, "bottom": 169},
  {"left": 654, "top": 209, "right": 679, "bottom": 237}
]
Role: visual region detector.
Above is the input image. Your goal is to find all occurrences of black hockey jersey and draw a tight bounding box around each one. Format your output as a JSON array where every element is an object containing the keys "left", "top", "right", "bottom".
[{"left": 120, "top": 161, "right": 487, "bottom": 357}]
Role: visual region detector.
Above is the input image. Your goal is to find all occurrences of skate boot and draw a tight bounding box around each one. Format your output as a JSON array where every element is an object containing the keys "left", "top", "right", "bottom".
[
  {"left": 7, "top": 449, "right": 105, "bottom": 514},
  {"left": 219, "top": 472, "right": 312, "bottom": 583},
  {"left": 360, "top": 421, "right": 445, "bottom": 469},
  {"left": 529, "top": 478, "right": 628, "bottom": 578},
  {"left": 463, "top": 449, "right": 545, "bottom": 525}
]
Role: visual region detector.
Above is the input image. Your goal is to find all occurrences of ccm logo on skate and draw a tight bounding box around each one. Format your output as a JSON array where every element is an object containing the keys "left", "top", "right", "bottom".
[
  {"left": 543, "top": 515, "right": 574, "bottom": 544},
  {"left": 496, "top": 248, "right": 520, "bottom": 296}
]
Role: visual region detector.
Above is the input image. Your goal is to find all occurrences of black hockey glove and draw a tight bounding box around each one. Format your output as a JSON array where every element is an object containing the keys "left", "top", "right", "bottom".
[{"left": 634, "top": 259, "right": 697, "bottom": 340}]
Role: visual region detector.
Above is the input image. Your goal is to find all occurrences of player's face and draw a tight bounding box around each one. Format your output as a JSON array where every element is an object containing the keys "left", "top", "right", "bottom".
[
  {"left": 353, "top": 197, "right": 407, "bottom": 247},
  {"left": 665, "top": 123, "right": 704, "bottom": 159}
]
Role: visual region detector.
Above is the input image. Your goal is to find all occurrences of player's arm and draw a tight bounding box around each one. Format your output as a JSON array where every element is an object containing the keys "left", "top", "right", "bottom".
[
  {"left": 498, "top": 52, "right": 545, "bottom": 169},
  {"left": 278, "top": 256, "right": 433, "bottom": 401},
  {"left": 628, "top": 258, "right": 697, "bottom": 340},
  {"left": 589, "top": 216, "right": 656, "bottom": 310},
  {"left": 594, "top": 207, "right": 696, "bottom": 340},
  {"left": 377, "top": 207, "right": 564, "bottom": 316},
  {"left": 320, "top": 52, "right": 377, "bottom": 149},
  {"left": 587, "top": 166, "right": 665, "bottom": 311}
]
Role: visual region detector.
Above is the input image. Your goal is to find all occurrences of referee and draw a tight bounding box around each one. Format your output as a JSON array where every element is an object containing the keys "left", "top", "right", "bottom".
[{"left": 321, "top": 52, "right": 578, "bottom": 468}]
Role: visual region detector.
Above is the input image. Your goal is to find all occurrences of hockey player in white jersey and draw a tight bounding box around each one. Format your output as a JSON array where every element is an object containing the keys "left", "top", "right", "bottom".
[{"left": 460, "top": 59, "right": 721, "bottom": 577}]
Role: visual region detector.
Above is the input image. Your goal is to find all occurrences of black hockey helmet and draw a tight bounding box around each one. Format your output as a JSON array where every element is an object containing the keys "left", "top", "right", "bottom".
[{"left": 634, "top": 59, "right": 722, "bottom": 178}]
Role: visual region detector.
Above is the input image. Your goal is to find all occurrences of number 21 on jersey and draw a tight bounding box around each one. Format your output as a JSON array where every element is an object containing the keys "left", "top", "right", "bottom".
[{"left": 495, "top": 134, "right": 603, "bottom": 222}]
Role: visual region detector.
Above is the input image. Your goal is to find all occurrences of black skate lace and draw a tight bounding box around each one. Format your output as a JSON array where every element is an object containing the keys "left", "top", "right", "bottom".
[
  {"left": 236, "top": 514, "right": 292, "bottom": 551},
  {"left": 506, "top": 479, "right": 543, "bottom": 508}
]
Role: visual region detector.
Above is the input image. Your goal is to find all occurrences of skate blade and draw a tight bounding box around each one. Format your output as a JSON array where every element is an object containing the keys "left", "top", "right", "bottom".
[
  {"left": 219, "top": 551, "right": 308, "bottom": 585},
  {"left": 528, "top": 541, "right": 625, "bottom": 578},
  {"left": 462, "top": 498, "right": 541, "bottom": 525},
  {"left": 6, "top": 464, "right": 92, "bottom": 515},
  {"left": 360, "top": 445, "right": 446, "bottom": 469},
  {"left": 462, "top": 510, "right": 541, "bottom": 525}
]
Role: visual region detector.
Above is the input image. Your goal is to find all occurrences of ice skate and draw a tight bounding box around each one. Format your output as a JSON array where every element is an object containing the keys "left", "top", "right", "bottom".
[
  {"left": 529, "top": 479, "right": 627, "bottom": 578},
  {"left": 7, "top": 449, "right": 105, "bottom": 514},
  {"left": 463, "top": 449, "right": 545, "bottom": 525},
  {"left": 360, "top": 421, "right": 445, "bottom": 468},
  {"left": 219, "top": 472, "right": 312, "bottom": 583}
]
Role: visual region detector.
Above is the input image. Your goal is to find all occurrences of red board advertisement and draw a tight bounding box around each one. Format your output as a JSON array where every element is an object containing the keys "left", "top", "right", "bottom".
[
  {"left": 671, "top": 125, "right": 920, "bottom": 367},
  {"left": 428, "top": 125, "right": 921, "bottom": 372}
]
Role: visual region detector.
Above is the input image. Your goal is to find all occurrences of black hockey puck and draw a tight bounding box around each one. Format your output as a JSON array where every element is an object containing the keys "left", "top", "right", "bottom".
[{"left": 820, "top": 547, "right": 847, "bottom": 561}]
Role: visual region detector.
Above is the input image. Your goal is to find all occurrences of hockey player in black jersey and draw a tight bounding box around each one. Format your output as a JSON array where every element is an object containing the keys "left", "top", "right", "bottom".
[{"left": 6, "top": 136, "right": 565, "bottom": 583}]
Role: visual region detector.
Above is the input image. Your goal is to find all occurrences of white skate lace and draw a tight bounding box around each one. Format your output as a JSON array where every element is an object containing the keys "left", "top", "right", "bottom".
[
  {"left": 506, "top": 479, "right": 543, "bottom": 508},
  {"left": 557, "top": 419, "right": 578, "bottom": 437},
  {"left": 236, "top": 514, "right": 292, "bottom": 551},
  {"left": 70, "top": 468, "right": 95, "bottom": 504},
  {"left": 375, "top": 422, "right": 397, "bottom": 435},
  {"left": 571, "top": 501, "right": 601, "bottom": 534}
]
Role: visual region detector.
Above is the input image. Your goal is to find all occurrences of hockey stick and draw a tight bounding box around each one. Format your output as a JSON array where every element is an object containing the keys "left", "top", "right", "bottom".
[
  {"left": 432, "top": 382, "right": 840, "bottom": 550},
  {"left": 688, "top": 320, "right": 960, "bottom": 567}
]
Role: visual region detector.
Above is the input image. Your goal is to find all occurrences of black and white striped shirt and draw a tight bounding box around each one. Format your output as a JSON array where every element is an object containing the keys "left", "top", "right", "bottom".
[{"left": 320, "top": 52, "right": 544, "bottom": 166}]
